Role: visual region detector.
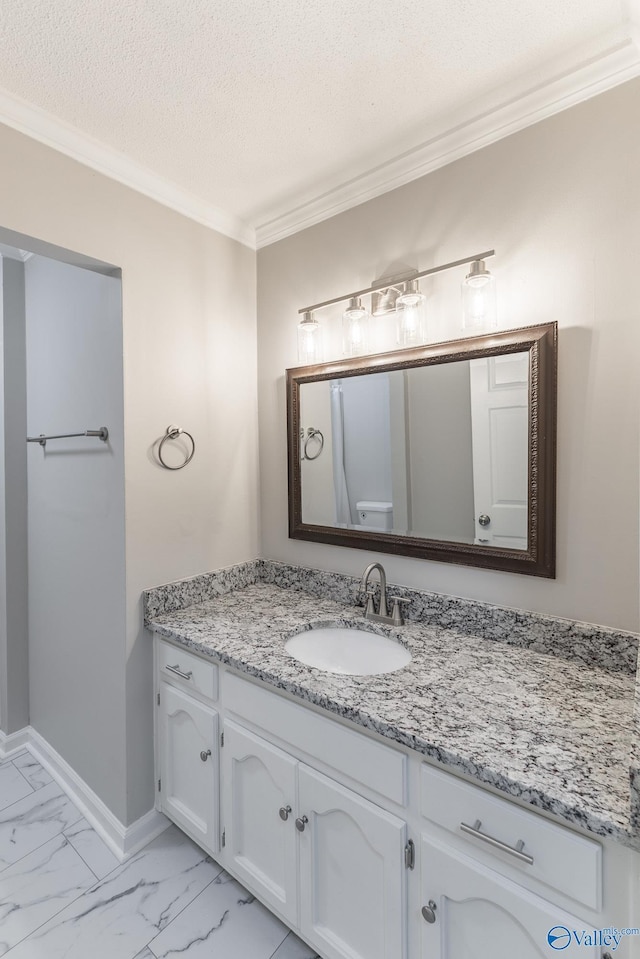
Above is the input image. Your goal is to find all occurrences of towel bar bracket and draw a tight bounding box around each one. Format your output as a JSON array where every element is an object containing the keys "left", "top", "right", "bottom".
[{"left": 26, "top": 427, "right": 109, "bottom": 449}]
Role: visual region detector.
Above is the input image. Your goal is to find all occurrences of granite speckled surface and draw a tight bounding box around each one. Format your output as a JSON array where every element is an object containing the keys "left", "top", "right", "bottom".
[
  {"left": 145, "top": 566, "right": 640, "bottom": 849},
  {"left": 145, "top": 560, "right": 638, "bottom": 674}
]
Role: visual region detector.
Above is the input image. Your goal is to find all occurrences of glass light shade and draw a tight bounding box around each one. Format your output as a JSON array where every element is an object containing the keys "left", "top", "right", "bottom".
[
  {"left": 342, "top": 297, "right": 370, "bottom": 356},
  {"left": 396, "top": 280, "right": 426, "bottom": 347},
  {"left": 297, "top": 311, "right": 322, "bottom": 365},
  {"left": 462, "top": 260, "right": 496, "bottom": 331}
]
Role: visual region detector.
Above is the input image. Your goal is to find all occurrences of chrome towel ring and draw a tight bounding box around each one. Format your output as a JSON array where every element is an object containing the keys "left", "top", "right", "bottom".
[
  {"left": 158, "top": 425, "right": 195, "bottom": 470},
  {"left": 302, "top": 427, "right": 324, "bottom": 461}
]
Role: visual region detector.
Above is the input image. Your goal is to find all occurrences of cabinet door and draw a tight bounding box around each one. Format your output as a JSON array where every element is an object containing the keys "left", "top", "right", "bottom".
[
  {"left": 298, "top": 765, "right": 407, "bottom": 959},
  {"left": 221, "top": 719, "right": 298, "bottom": 926},
  {"left": 420, "top": 836, "right": 599, "bottom": 958},
  {"left": 158, "top": 682, "right": 218, "bottom": 854}
]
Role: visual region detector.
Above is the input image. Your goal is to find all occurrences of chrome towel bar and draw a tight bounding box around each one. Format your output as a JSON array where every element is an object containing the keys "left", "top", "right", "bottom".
[{"left": 26, "top": 427, "right": 109, "bottom": 449}]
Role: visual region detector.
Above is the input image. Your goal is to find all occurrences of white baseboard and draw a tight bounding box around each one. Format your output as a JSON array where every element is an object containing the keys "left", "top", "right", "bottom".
[
  {"left": 0, "top": 726, "right": 31, "bottom": 757},
  {"left": 3, "top": 725, "right": 169, "bottom": 861}
]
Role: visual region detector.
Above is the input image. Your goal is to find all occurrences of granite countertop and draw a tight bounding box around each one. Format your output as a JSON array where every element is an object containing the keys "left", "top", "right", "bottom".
[{"left": 147, "top": 579, "right": 638, "bottom": 849}]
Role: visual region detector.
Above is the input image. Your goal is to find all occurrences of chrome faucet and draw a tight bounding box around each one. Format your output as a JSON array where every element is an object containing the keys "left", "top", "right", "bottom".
[
  {"left": 359, "top": 562, "right": 410, "bottom": 626},
  {"left": 361, "top": 562, "right": 389, "bottom": 619}
]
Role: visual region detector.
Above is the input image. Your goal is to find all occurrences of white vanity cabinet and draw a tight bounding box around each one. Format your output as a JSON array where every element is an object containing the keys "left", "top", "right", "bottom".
[
  {"left": 221, "top": 710, "right": 408, "bottom": 959},
  {"left": 419, "top": 837, "right": 599, "bottom": 958},
  {"left": 153, "top": 637, "right": 623, "bottom": 959},
  {"left": 155, "top": 640, "right": 220, "bottom": 855}
]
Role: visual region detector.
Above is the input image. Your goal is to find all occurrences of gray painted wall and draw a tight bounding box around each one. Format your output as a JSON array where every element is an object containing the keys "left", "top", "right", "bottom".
[
  {"left": 25, "top": 255, "right": 126, "bottom": 819},
  {"left": 407, "top": 362, "right": 475, "bottom": 542},
  {"left": 0, "top": 257, "right": 29, "bottom": 733}
]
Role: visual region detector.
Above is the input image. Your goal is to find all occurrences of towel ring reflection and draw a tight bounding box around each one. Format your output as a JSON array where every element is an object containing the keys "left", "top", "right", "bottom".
[
  {"left": 158, "top": 425, "right": 195, "bottom": 470},
  {"left": 303, "top": 427, "right": 324, "bottom": 461}
]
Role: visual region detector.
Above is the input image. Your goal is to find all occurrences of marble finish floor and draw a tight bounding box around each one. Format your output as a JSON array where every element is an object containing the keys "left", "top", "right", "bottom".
[{"left": 0, "top": 750, "right": 319, "bottom": 959}]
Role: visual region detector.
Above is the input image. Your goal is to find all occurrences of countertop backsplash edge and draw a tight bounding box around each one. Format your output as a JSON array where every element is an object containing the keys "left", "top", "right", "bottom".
[{"left": 144, "top": 558, "right": 639, "bottom": 676}]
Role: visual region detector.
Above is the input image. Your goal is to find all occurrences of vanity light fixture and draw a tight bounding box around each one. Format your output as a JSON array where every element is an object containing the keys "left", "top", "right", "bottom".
[
  {"left": 342, "top": 297, "right": 370, "bottom": 356},
  {"left": 297, "top": 311, "right": 323, "bottom": 365},
  {"left": 461, "top": 259, "right": 497, "bottom": 330},
  {"left": 372, "top": 286, "right": 401, "bottom": 316},
  {"left": 295, "top": 249, "right": 495, "bottom": 362}
]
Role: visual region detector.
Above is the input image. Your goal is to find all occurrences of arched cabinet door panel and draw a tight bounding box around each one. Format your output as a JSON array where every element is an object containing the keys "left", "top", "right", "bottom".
[
  {"left": 221, "top": 719, "right": 298, "bottom": 926},
  {"left": 298, "top": 764, "right": 407, "bottom": 959},
  {"left": 420, "top": 837, "right": 598, "bottom": 959},
  {"left": 158, "top": 682, "right": 218, "bottom": 854}
]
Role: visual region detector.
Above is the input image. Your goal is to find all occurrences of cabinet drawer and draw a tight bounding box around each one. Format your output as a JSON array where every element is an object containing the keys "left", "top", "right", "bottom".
[
  {"left": 225, "top": 673, "right": 407, "bottom": 806},
  {"left": 157, "top": 640, "right": 218, "bottom": 702},
  {"left": 420, "top": 764, "right": 602, "bottom": 911}
]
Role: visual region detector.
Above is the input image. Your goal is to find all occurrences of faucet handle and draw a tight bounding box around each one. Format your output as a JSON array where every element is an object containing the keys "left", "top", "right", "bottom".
[
  {"left": 388, "top": 595, "right": 411, "bottom": 626},
  {"left": 363, "top": 587, "right": 377, "bottom": 618}
]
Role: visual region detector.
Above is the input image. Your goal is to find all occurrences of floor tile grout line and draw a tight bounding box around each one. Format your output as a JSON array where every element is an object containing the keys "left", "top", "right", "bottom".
[
  {"left": 142, "top": 865, "right": 225, "bottom": 954},
  {"left": 60, "top": 833, "right": 104, "bottom": 885},
  {"left": 0, "top": 779, "right": 68, "bottom": 821},
  {"left": 0, "top": 764, "right": 35, "bottom": 809},
  {"left": 62, "top": 823, "right": 126, "bottom": 886},
  {"left": 0, "top": 750, "right": 28, "bottom": 766},
  {"left": 0, "top": 805, "right": 85, "bottom": 878},
  {"left": 266, "top": 928, "right": 294, "bottom": 959},
  {"left": 4, "top": 885, "right": 95, "bottom": 956},
  {"left": 0, "top": 832, "right": 91, "bottom": 890},
  {"left": 11, "top": 758, "right": 42, "bottom": 793},
  {"left": 2, "top": 846, "right": 101, "bottom": 956}
]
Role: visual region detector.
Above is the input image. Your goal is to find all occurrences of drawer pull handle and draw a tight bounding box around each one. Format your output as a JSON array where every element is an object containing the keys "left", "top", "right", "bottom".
[
  {"left": 165, "top": 664, "right": 193, "bottom": 681},
  {"left": 295, "top": 815, "right": 308, "bottom": 832},
  {"left": 279, "top": 805, "right": 292, "bottom": 821},
  {"left": 200, "top": 749, "right": 211, "bottom": 762},
  {"left": 460, "top": 819, "right": 534, "bottom": 865}
]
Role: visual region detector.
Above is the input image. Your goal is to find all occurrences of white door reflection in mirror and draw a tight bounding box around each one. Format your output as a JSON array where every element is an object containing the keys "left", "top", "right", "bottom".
[{"left": 469, "top": 353, "right": 529, "bottom": 550}]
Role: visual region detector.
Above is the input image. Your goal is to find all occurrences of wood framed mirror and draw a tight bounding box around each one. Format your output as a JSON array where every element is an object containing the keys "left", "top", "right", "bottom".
[{"left": 286, "top": 322, "right": 557, "bottom": 577}]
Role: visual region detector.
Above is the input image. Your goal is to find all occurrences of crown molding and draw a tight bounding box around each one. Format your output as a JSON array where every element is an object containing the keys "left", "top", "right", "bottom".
[
  {"left": 255, "top": 35, "right": 640, "bottom": 248},
  {"left": 0, "top": 89, "right": 256, "bottom": 250},
  {"left": 0, "top": 31, "right": 637, "bottom": 254},
  {"left": 0, "top": 242, "right": 31, "bottom": 261}
]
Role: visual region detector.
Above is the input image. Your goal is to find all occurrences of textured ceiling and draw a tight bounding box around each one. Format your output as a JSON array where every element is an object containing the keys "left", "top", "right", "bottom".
[{"left": 0, "top": 0, "right": 635, "bottom": 242}]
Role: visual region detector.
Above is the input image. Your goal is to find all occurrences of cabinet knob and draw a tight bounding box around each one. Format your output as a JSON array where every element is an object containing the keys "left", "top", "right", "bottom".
[
  {"left": 279, "top": 805, "right": 292, "bottom": 821},
  {"left": 295, "top": 815, "right": 309, "bottom": 832},
  {"left": 421, "top": 901, "right": 437, "bottom": 924},
  {"left": 200, "top": 749, "right": 212, "bottom": 762}
]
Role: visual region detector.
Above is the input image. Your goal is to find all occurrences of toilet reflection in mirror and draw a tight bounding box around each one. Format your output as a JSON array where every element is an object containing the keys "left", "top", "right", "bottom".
[{"left": 299, "top": 354, "right": 529, "bottom": 550}]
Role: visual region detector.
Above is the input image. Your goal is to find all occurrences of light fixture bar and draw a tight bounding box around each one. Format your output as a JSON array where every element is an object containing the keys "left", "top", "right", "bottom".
[{"left": 298, "top": 249, "right": 495, "bottom": 315}]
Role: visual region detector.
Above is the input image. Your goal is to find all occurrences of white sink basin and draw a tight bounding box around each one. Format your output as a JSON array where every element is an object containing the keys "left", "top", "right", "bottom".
[{"left": 284, "top": 626, "right": 411, "bottom": 676}]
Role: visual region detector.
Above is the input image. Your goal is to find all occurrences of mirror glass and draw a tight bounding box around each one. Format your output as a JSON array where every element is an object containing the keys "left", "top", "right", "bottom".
[
  {"left": 287, "top": 323, "right": 557, "bottom": 577},
  {"left": 300, "top": 352, "right": 529, "bottom": 550}
]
